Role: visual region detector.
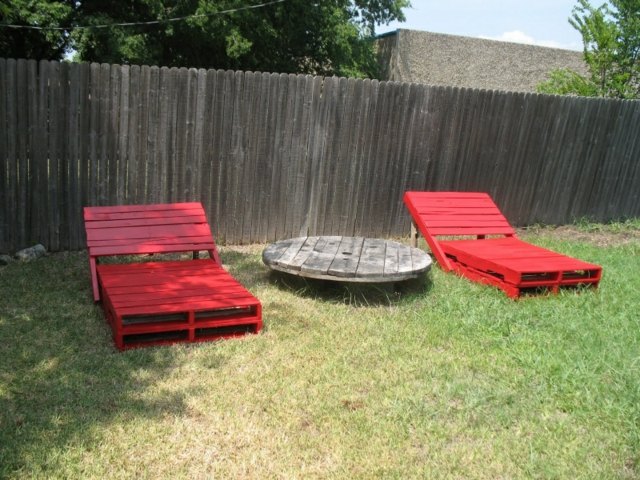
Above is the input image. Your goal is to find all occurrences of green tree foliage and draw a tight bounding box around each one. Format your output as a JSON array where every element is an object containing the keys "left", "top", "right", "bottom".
[
  {"left": 0, "top": 0, "right": 409, "bottom": 78},
  {"left": 538, "top": 0, "right": 640, "bottom": 99},
  {"left": 0, "top": 0, "right": 74, "bottom": 59}
]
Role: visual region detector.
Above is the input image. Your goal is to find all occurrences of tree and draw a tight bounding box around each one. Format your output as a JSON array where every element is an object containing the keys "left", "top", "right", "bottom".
[
  {"left": 0, "top": 0, "right": 74, "bottom": 60},
  {"left": 73, "top": 0, "right": 409, "bottom": 77},
  {"left": 1, "top": 0, "right": 409, "bottom": 78},
  {"left": 537, "top": 0, "right": 639, "bottom": 99}
]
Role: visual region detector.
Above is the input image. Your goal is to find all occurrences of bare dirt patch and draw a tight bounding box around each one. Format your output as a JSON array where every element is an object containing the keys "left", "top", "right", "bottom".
[{"left": 518, "top": 225, "right": 640, "bottom": 248}]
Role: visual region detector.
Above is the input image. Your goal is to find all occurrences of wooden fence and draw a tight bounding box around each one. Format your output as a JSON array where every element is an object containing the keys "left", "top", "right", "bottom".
[{"left": 1, "top": 58, "right": 639, "bottom": 252}]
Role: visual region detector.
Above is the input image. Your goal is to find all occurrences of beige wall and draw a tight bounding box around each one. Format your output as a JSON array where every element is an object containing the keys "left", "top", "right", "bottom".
[{"left": 377, "top": 29, "right": 588, "bottom": 93}]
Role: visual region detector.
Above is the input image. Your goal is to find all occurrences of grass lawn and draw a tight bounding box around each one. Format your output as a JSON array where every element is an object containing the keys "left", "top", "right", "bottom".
[{"left": 1, "top": 223, "right": 639, "bottom": 479}]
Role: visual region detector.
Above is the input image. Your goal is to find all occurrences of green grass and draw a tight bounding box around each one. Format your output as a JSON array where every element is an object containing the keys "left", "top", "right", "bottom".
[{"left": 1, "top": 227, "right": 639, "bottom": 479}]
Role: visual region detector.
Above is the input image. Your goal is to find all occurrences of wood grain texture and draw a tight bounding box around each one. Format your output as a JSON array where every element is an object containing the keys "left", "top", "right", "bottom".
[
  {"left": 1, "top": 59, "right": 639, "bottom": 252},
  {"left": 327, "top": 236, "right": 365, "bottom": 277},
  {"left": 263, "top": 236, "right": 431, "bottom": 282}
]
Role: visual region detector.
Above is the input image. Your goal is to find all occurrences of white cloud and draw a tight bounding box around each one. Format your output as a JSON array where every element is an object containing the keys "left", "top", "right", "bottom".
[{"left": 479, "top": 30, "right": 580, "bottom": 50}]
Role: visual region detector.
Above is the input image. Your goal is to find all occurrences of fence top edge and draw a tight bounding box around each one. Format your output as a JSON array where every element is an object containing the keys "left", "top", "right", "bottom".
[{"left": 1, "top": 56, "right": 638, "bottom": 104}]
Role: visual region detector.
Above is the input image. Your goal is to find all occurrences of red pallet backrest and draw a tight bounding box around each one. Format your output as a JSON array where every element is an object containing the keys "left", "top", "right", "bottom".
[
  {"left": 404, "top": 191, "right": 516, "bottom": 237},
  {"left": 84, "top": 202, "right": 217, "bottom": 256},
  {"left": 84, "top": 202, "right": 220, "bottom": 301},
  {"left": 404, "top": 191, "right": 516, "bottom": 272}
]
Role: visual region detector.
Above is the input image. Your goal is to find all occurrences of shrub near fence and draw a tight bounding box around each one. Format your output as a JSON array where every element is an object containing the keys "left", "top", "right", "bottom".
[{"left": 1, "top": 58, "right": 639, "bottom": 253}]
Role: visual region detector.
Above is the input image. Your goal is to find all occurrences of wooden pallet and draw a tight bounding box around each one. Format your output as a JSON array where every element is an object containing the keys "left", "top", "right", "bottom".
[
  {"left": 84, "top": 203, "right": 262, "bottom": 350},
  {"left": 404, "top": 191, "right": 602, "bottom": 298}
]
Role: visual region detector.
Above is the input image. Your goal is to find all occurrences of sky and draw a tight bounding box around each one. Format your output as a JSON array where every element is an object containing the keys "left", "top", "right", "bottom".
[{"left": 376, "top": 0, "right": 584, "bottom": 51}]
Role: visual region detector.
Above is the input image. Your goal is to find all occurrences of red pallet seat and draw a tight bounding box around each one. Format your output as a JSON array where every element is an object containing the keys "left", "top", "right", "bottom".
[
  {"left": 84, "top": 202, "right": 262, "bottom": 350},
  {"left": 403, "top": 192, "right": 602, "bottom": 298}
]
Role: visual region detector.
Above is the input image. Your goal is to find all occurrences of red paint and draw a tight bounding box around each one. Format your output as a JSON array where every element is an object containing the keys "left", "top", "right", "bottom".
[
  {"left": 404, "top": 192, "right": 602, "bottom": 298},
  {"left": 84, "top": 203, "right": 261, "bottom": 350}
]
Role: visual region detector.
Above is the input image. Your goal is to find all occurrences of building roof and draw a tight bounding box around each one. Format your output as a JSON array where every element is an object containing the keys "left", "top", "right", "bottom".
[{"left": 376, "top": 29, "right": 588, "bottom": 93}]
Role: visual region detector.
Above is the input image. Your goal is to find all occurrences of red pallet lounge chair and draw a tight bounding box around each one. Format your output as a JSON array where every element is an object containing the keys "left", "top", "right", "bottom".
[
  {"left": 403, "top": 192, "right": 602, "bottom": 298},
  {"left": 84, "top": 202, "right": 262, "bottom": 350}
]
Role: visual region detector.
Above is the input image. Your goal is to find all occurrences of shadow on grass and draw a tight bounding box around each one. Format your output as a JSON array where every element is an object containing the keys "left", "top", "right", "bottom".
[
  {"left": 0, "top": 248, "right": 431, "bottom": 475},
  {"left": 0, "top": 252, "right": 218, "bottom": 477},
  {"left": 219, "top": 249, "right": 271, "bottom": 290},
  {"left": 265, "top": 270, "right": 433, "bottom": 307}
]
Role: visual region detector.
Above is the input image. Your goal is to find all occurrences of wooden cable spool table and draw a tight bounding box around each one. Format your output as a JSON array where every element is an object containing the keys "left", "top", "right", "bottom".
[{"left": 262, "top": 236, "right": 432, "bottom": 283}]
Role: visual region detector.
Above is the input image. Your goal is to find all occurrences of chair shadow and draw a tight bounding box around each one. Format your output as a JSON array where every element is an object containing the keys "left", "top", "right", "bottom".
[
  {"left": 0, "top": 251, "right": 223, "bottom": 477},
  {"left": 219, "top": 249, "right": 272, "bottom": 290}
]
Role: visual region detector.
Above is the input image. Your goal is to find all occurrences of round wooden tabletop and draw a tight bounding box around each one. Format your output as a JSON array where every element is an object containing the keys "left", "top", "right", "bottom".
[{"left": 262, "top": 236, "right": 432, "bottom": 283}]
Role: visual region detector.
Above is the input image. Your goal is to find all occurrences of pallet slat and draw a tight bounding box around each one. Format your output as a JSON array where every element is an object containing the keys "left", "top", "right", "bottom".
[
  {"left": 405, "top": 191, "right": 602, "bottom": 298},
  {"left": 85, "top": 202, "right": 262, "bottom": 349}
]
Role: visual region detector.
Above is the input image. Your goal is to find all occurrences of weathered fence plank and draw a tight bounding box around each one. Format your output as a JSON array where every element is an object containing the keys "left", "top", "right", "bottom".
[
  {"left": 56, "top": 62, "right": 70, "bottom": 250},
  {"left": 324, "top": 76, "right": 352, "bottom": 236},
  {"left": 261, "top": 72, "right": 283, "bottom": 243},
  {"left": 0, "top": 59, "right": 13, "bottom": 249},
  {"left": 193, "top": 68, "right": 207, "bottom": 202},
  {"left": 199, "top": 68, "right": 216, "bottom": 218},
  {"left": 174, "top": 67, "right": 189, "bottom": 202},
  {"left": 165, "top": 67, "right": 180, "bottom": 203},
  {"left": 615, "top": 102, "right": 640, "bottom": 216},
  {"left": 16, "top": 59, "right": 28, "bottom": 248},
  {"left": 0, "top": 58, "right": 639, "bottom": 253},
  {"left": 26, "top": 60, "right": 40, "bottom": 243},
  {"left": 528, "top": 94, "right": 565, "bottom": 223},
  {"left": 125, "top": 65, "right": 139, "bottom": 204},
  {"left": 76, "top": 62, "right": 91, "bottom": 247},
  {"left": 227, "top": 70, "right": 245, "bottom": 241},
  {"left": 66, "top": 62, "right": 80, "bottom": 250},
  {"left": 273, "top": 73, "right": 297, "bottom": 241},
  {"left": 97, "top": 63, "right": 110, "bottom": 207},
  {"left": 116, "top": 65, "right": 129, "bottom": 205},
  {"left": 212, "top": 69, "right": 230, "bottom": 241},
  {"left": 107, "top": 64, "right": 121, "bottom": 207},
  {"left": 47, "top": 61, "right": 62, "bottom": 251},
  {"left": 134, "top": 66, "right": 149, "bottom": 203},
  {"left": 33, "top": 60, "right": 50, "bottom": 245},
  {"left": 352, "top": 78, "right": 380, "bottom": 237},
  {"left": 184, "top": 68, "right": 199, "bottom": 201},
  {"left": 369, "top": 80, "right": 398, "bottom": 237},
  {"left": 207, "top": 69, "right": 227, "bottom": 239},
  {"left": 385, "top": 81, "right": 418, "bottom": 236},
  {"left": 292, "top": 74, "right": 321, "bottom": 237},
  {"left": 248, "top": 71, "right": 270, "bottom": 243},
  {"left": 87, "top": 63, "right": 100, "bottom": 208},
  {"left": 148, "top": 66, "right": 164, "bottom": 203},
  {"left": 238, "top": 71, "right": 257, "bottom": 242},
  {"left": 201, "top": 69, "right": 221, "bottom": 235},
  {"left": 340, "top": 77, "right": 364, "bottom": 237},
  {"left": 567, "top": 98, "right": 607, "bottom": 222}
]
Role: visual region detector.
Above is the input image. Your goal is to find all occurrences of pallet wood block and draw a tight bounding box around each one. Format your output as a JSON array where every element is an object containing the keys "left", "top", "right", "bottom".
[
  {"left": 84, "top": 202, "right": 261, "bottom": 350},
  {"left": 404, "top": 192, "right": 602, "bottom": 298}
]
